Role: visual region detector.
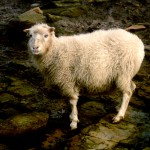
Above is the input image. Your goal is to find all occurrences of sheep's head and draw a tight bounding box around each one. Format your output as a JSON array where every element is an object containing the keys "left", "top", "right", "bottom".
[{"left": 24, "top": 23, "right": 55, "bottom": 55}]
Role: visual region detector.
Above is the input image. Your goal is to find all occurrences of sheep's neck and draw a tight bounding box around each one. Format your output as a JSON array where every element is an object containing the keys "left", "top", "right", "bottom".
[{"left": 33, "top": 47, "right": 56, "bottom": 72}]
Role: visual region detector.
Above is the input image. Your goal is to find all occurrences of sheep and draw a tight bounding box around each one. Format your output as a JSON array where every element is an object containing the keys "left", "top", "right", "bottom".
[{"left": 24, "top": 23, "right": 145, "bottom": 130}]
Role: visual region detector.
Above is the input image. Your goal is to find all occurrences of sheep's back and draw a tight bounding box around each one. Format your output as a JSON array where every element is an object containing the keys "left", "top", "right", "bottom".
[
  {"left": 37, "top": 29, "right": 144, "bottom": 94},
  {"left": 65, "top": 29, "right": 144, "bottom": 92}
]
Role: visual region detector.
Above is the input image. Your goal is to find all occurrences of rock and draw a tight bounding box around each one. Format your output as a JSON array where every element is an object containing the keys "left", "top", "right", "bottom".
[
  {"left": 53, "top": 1, "right": 81, "bottom": 7},
  {"left": 130, "top": 96, "right": 146, "bottom": 108},
  {"left": 42, "top": 129, "right": 65, "bottom": 149},
  {"left": 60, "top": 6, "right": 87, "bottom": 17},
  {"left": 0, "top": 112, "right": 49, "bottom": 136},
  {"left": 43, "top": 5, "right": 87, "bottom": 18},
  {"left": 0, "top": 77, "right": 11, "bottom": 93},
  {"left": 79, "top": 101, "right": 106, "bottom": 127},
  {"left": 66, "top": 105, "right": 150, "bottom": 149},
  {"left": 88, "top": 0, "right": 111, "bottom": 2},
  {"left": 46, "top": 14, "right": 62, "bottom": 22},
  {"left": 0, "top": 107, "right": 19, "bottom": 119},
  {"left": 66, "top": 117, "right": 137, "bottom": 149},
  {"left": 7, "top": 77, "right": 38, "bottom": 97},
  {"left": 61, "top": 0, "right": 81, "bottom": 2},
  {"left": 0, "top": 93, "right": 16, "bottom": 104},
  {"left": 7, "top": 20, "right": 32, "bottom": 44},
  {"left": 143, "top": 148, "right": 150, "bottom": 150},
  {"left": 137, "top": 85, "right": 150, "bottom": 100},
  {"left": 18, "top": 7, "right": 46, "bottom": 24},
  {"left": 125, "top": 24, "right": 146, "bottom": 31}
]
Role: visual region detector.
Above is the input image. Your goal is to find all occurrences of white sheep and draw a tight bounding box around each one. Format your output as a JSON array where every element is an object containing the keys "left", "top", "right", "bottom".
[{"left": 24, "top": 23, "right": 145, "bottom": 130}]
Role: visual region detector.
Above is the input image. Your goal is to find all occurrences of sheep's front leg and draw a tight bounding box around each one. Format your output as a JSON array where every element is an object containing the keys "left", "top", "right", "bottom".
[{"left": 69, "top": 96, "right": 79, "bottom": 130}]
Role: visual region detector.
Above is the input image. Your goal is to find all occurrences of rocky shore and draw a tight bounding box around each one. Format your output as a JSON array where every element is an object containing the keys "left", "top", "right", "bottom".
[{"left": 0, "top": 0, "right": 150, "bottom": 149}]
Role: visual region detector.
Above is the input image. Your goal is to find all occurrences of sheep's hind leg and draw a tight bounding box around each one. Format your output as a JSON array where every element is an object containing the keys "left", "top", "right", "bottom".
[
  {"left": 113, "top": 81, "right": 135, "bottom": 123},
  {"left": 69, "top": 95, "right": 79, "bottom": 130}
]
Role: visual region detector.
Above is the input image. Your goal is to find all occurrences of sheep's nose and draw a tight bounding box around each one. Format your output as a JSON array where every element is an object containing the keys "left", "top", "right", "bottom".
[{"left": 33, "top": 46, "right": 39, "bottom": 50}]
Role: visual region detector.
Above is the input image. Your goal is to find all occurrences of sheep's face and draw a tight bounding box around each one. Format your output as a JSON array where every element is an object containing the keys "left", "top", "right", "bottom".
[{"left": 24, "top": 24, "right": 55, "bottom": 55}]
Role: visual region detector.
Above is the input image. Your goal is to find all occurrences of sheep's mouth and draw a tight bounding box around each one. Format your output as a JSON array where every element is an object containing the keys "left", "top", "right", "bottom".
[{"left": 32, "top": 49, "right": 40, "bottom": 55}]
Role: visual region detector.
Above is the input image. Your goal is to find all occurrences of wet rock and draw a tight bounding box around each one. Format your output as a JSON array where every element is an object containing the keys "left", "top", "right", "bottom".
[
  {"left": 53, "top": 0, "right": 81, "bottom": 8},
  {"left": 130, "top": 96, "right": 146, "bottom": 108},
  {"left": 125, "top": 24, "right": 146, "bottom": 31},
  {"left": 137, "top": 85, "right": 150, "bottom": 100},
  {"left": 42, "top": 129, "right": 65, "bottom": 149},
  {"left": 46, "top": 14, "right": 62, "bottom": 22},
  {"left": 59, "top": 6, "right": 87, "bottom": 17},
  {"left": 0, "top": 0, "right": 30, "bottom": 25},
  {"left": 0, "top": 107, "right": 19, "bottom": 119},
  {"left": 143, "top": 148, "right": 150, "bottom": 150},
  {"left": 7, "top": 20, "right": 32, "bottom": 45},
  {"left": 43, "top": 5, "right": 87, "bottom": 18},
  {"left": 0, "top": 93, "right": 16, "bottom": 104},
  {"left": 0, "top": 112, "right": 49, "bottom": 136},
  {"left": 0, "top": 77, "right": 11, "bottom": 92},
  {"left": 88, "top": 0, "right": 111, "bottom": 2},
  {"left": 66, "top": 105, "right": 150, "bottom": 149},
  {"left": 61, "top": 0, "right": 81, "bottom": 2},
  {"left": 66, "top": 118, "right": 137, "bottom": 149},
  {"left": 79, "top": 101, "right": 106, "bottom": 127},
  {"left": 7, "top": 77, "right": 38, "bottom": 97}
]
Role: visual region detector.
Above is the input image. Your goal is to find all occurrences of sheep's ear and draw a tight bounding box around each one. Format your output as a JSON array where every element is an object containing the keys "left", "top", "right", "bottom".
[
  {"left": 49, "top": 27, "right": 55, "bottom": 32},
  {"left": 23, "top": 29, "right": 30, "bottom": 33},
  {"left": 23, "top": 29, "right": 31, "bottom": 37}
]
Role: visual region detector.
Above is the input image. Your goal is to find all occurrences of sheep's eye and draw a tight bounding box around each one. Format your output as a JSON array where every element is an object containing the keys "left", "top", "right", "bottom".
[
  {"left": 44, "top": 34, "right": 48, "bottom": 38},
  {"left": 28, "top": 34, "right": 32, "bottom": 37},
  {"left": 27, "top": 33, "right": 32, "bottom": 38}
]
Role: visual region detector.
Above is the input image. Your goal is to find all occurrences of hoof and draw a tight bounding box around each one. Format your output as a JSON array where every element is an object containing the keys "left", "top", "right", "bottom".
[
  {"left": 70, "top": 121, "right": 77, "bottom": 130},
  {"left": 112, "top": 115, "right": 124, "bottom": 123}
]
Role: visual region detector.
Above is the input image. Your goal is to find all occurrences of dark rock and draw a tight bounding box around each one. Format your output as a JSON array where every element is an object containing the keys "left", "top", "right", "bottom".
[
  {"left": 143, "top": 147, "right": 150, "bottom": 150},
  {"left": 0, "top": 112, "right": 49, "bottom": 136},
  {"left": 66, "top": 117, "right": 137, "bottom": 149},
  {"left": 0, "top": 107, "right": 19, "bottom": 119},
  {"left": 53, "top": 1, "right": 81, "bottom": 8},
  {"left": 7, "top": 20, "right": 33, "bottom": 45},
  {"left": 42, "top": 129, "right": 65, "bottom": 149},
  {"left": 43, "top": 5, "right": 88, "bottom": 18},
  {"left": 59, "top": 6, "right": 87, "bottom": 17},
  {"left": 79, "top": 101, "right": 106, "bottom": 127},
  {"left": 0, "top": 144, "right": 10, "bottom": 150},
  {"left": 0, "top": 93, "right": 17, "bottom": 104},
  {"left": 66, "top": 105, "right": 150, "bottom": 149},
  {"left": 7, "top": 77, "right": 38, "bottom": 97},
  {"left": 6, "top": 7, "right": 46, "bottom": 45},
  {"left": 88, "top": 0, "right": 111, "bottom": 2},
  {"left": 0, "top": 77, "right": 11, "bottom": 92},
  {"left": 46, "top": 14, "right": 62, "bottom": 22},
  {"left": 137, "top": 85, "right": 150, "bottom": 100}
]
